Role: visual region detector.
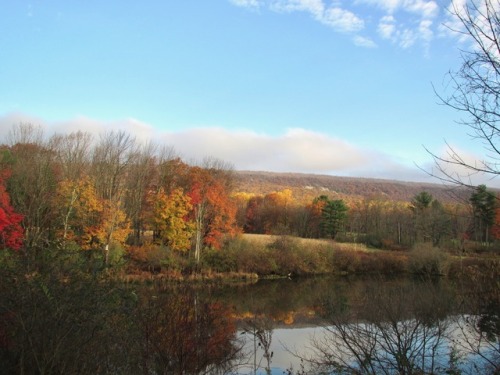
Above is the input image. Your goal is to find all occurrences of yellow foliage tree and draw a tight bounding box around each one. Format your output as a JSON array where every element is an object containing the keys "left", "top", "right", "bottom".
[
  {"left": 147, "top": 188, "right": 194, "bottom": 252},
  {"left": 92, "top": 199, "right": 131, "bottom": 249},
  {"left": 56, "top": 177, "right": 103, "bottom": 248},
  {"left": 56, "top": 177, "right": 131, "bottom": 252}
]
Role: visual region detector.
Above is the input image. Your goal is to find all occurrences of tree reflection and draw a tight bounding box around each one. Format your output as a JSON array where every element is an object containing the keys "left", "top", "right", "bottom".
[
  {"left": 241, "top": 314, "right": 274, "bottom": 375},
  {"left": 450, "top": 262, "right": 500, "bottom": 374},
  {"left": 135, "top": 286, "right": 243, "bottom": 375},
  {"left": 0, "top": 250, "right": 243, "bottom": 374},
  {"left": 291, "top": 277, "right": 500, "bottom": 374},
  {"left": 296, "top": 279, "right": 457, "bottom": 374}
]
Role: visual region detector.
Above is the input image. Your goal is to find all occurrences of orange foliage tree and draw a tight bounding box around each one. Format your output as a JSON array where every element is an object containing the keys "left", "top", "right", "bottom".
[{"left": 186, "top": 166, "right": 238, "bottom": 264}]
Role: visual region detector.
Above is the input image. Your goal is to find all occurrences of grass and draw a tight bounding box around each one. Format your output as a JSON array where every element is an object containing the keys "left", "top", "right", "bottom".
[{"left": 242, "top": 233, "right": 372, "bottom": 252}]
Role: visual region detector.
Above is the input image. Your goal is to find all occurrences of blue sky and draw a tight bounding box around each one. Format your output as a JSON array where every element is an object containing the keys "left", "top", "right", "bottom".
[{"left": 0, "top": 0, "right": 494, "bottom": 185}]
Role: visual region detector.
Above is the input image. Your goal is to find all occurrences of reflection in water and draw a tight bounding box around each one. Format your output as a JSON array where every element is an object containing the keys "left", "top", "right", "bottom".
[
  {"left": 0, "top": 273, "right": 498, "bottom": 374},
  {"left": 135, "top": 286, "right": 243, "bottom": 374}
]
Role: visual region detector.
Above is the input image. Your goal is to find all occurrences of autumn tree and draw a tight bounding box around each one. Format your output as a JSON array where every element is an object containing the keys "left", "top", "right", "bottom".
[
  {"left": 410, "top": 192, "right": 434, "bottom": 243},
  {"left": 5, "top": 124, "right": 59, "bottom": 249},
  {"left": 490, "top": 197, "right": 500, "bottom": 240},
  {"left": 186, "top": 161, "right": 238, "bottom": 264},
  {"left": 231, "top": 191, "right": 254, "bottom": 230},
  {"left": 91, "top": 131, "right": 134, "bottom": 263},
  {"left": 410, "top": 192, "right": 451, "bottom": 246},
  {"left": 244, "top": 195, "right": 265, "bottom": 234},
  {"left": 305, "top": 195, "right": 329, "bottom": 238},
  {"left": 0, "top": 169, "right": 23, "bottom": 250},
  {"left": 261, "top": 189, "right": 294, "bottom": 234},
  {"left": 146, "top": 187, "right": 194, "bottom": 251},
  {"left": 55, "top": 176, "right": 101, "bottom": 247}
]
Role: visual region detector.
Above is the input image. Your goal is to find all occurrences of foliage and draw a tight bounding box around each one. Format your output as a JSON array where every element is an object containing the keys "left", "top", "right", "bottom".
[
  {"left": 320, "top": 198, "right": 348, "bottom": 239},
  {"left": 469, "top": 184, "right": 497, "bottom": 242},
  {"left": 146, "top": 187, "right": 194, "bottom": 251},
  {"left": 224, "top": 235, "right": 278, "bottom": 275},
  {"left": 0, "top": 170, "right": 23, "bottom": 250},
  {"left": 408, "top": 243, "right": 450, "bottom": 276},
  {"left": 410, "top": 191, "right": 452, "bottom": 246},
  {"left": 55, "top": 176, "right": 103, "bottom": 249},
  {"left": 0, "top": 248, "right": 136, "bottom": 374}
]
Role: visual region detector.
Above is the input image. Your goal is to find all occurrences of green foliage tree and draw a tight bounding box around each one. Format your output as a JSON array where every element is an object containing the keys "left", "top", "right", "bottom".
[
  {"left": 320, "top": 199, "right": 348, "bottom": 239},
  {"left": 410, "top": 191, "right": 451, "bottom": 246},
  {"left": 470, "top": 184, "right": 496, "bottom": 243}
]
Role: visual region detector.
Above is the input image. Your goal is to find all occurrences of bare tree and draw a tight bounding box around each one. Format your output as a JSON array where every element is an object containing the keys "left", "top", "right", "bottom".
[
  {"left": 91, "top": 131, "right": 136, "bottom": 263},
  {"left": 50, "top": 131, "right": 93, "bottom": 180},
  {"left": 430, "top": 0, "right": 500, "bottom": 187},
  {"left": 123, "top": 141, "right": 157, "bottom": 244},
  {"left": 6, "top": 124, "right": 58, "bottom": 249}
]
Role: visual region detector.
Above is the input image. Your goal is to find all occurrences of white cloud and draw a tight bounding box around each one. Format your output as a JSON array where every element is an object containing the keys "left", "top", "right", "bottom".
[
  {"left": 320, "top": 7, "right": 365, "bottom": 33},
  {"left": 229, "top": 0, "right": 443, "bottom": 51},
  {"left": 245, "top": 0, "right": 365, "bottom": 35},
  {"left": 358, "top": 0, "right": 438, "bottom": 18},
  {"left": 0, "top": 112, "right": 433, "bottom": 182},
  {"left": 418, "top": 19, "right": 433, "bottom": 44},
  {"left": 353, "top": 35, "right": 377, "bottom": 48},
  {"left": 421, "top": 144, "right": 500, "bottom": 188},
  {"left": 0, "top": 112, "right": 156, "bottom": 144},
  {"left": 229, "top": 0, "right": 261, "bottom": 8},
  {"left": 406, "top": 0, "right": 438, "bottom": 19},
  {"left": 378, "top": 15, "right": 396, "bottom": 39},
  {"left": 271, "top": 0, "right": 324, "bottom": 17},
  {"left": 399, "top": 28, "right": 416, "bottom": 48},
  {"left": 376, "top": 11, "right": 433, "bottom": 49}
]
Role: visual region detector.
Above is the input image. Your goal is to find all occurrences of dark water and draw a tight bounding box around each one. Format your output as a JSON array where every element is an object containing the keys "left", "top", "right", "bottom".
[{"left": 1, "top": 274, "right": 498, "bottom": 374}]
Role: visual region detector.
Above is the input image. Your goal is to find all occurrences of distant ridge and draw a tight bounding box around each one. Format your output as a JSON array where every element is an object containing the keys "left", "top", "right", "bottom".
[{"left": 234, "top": 170, "right": 471, "bottom": 204}]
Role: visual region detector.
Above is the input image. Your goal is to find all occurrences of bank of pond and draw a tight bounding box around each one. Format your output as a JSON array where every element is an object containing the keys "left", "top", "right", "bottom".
[{"left": 0, "top": 248, "right": 498, "bottom": 374}]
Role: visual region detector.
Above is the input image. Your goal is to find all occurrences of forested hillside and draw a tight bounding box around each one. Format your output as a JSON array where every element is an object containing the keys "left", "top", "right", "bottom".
[{"left": 234, "top": 170, "right": 470, "bottom": 204}]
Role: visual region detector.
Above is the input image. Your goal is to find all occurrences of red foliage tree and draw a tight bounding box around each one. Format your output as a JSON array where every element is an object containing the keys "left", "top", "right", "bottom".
[{"left": 0, "top": 170, "right": 24, "bottom": 250}]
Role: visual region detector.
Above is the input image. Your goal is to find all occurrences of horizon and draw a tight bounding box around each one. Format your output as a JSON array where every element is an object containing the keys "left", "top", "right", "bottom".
[{"left": 1, "top": 1, "right": 498, "bottom": 187}]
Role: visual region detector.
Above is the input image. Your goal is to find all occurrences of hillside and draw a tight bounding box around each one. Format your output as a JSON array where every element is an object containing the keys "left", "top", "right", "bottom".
[{"left": 234, "top": 171, "right": 471, "bottom": 204}]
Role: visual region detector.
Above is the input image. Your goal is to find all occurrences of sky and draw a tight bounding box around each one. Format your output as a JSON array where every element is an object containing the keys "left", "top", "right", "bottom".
[{"left": 0, "top": 0, "right": 497, "bottom": 186}]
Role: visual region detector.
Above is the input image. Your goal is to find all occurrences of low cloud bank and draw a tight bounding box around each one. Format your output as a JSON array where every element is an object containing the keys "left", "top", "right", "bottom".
[{"left": 1, "top": 112, "right": 494, "bottom": 187}]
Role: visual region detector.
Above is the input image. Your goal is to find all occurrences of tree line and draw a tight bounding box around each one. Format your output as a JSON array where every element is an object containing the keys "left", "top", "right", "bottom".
[{"left": 0, "top": 124, "right": 499, "bottom": 265}]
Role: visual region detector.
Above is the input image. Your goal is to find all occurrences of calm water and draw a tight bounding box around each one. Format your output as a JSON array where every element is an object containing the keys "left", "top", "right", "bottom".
[
  {"left": 136, "top": 276, "right": 499, "bottom": 374},
  {"left": 1, "top": 273, "right": 498, "bottom": 374}
]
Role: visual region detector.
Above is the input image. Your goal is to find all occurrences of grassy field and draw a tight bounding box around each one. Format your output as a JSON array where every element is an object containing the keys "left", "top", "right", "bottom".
[{"left": 241, "top": 233, "right": 372, "bottom": 252}]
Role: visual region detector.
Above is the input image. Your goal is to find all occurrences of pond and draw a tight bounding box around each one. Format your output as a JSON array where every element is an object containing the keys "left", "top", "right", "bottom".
[
  {"left": 131, "top": 275, "right": 499, "bottom": 374},
  {"left": 1, "top": 273, "right": 499, "bottom": 374}
]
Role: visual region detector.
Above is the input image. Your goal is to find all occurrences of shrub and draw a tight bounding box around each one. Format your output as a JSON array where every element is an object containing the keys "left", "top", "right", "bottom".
[
  {"left": 127, "top": 244, "right": 184, "bottom": 273},
  {"left": 223, "top": 236, "right": 277, "bottom": 275},
  {"left": 268, "top": 236, "right": 333, "bottom": 276},
  {"left": 361, "top": 234, "right": 384, "bottom": 249},
  {"left": 330, "top": 249, "right": 360, "bottom": 274},
  {"left": 201, "top": 248, "right": 237, "bottom": 273},
  {"left": 408, "top": 244, "right": 449, "bottom": 276}
]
